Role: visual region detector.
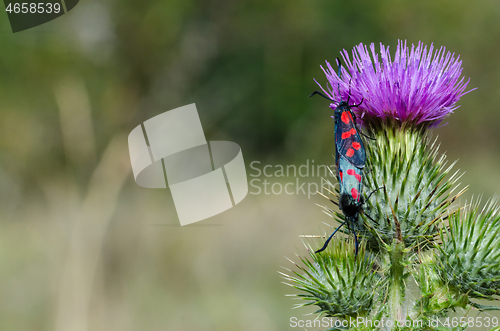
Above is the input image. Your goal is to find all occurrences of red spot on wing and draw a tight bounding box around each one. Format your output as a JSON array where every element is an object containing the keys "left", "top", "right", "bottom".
[
  {"left": 347, "top": 169, "right": 362, "bottom": 182},
  {"left": 339, "top": 171, "right": 343, "bottom": 182},
  {"left": 352, "top": 142, "right": 361, "bottom": 150},
  {"left": 342, "top": 128, "right": 357, "bottom": 140},
  {"left": 346, "top": 149, "right": 355, "bottom": 157},
  {"left": 351, "top": 188, "right": 358, "bottom": 200},
  {"left": 341, "top": 112, "right": 350, "bottom": 124}
]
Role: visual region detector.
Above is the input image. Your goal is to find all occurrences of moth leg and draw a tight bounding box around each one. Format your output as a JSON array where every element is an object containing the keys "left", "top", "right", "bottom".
[
  {"left": 364, "top": 187, "right": 384, "bottom": 203},
  {"left": 351, "top": 221, "right": 359, "bottom": 256},
  {"left": 315, "top": 219, "right": 348, "bottom": 253}
]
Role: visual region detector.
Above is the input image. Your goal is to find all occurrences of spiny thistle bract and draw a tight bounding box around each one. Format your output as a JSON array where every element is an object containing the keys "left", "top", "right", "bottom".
[
  {"left": 416, "top": 252, "right": 469, "bottom": 316},
  {"left": 360, "top": 123, "right": 465, "bottom": 252},
  {"left": 284, "top": 41, "right": 500, "bottom": 330},
  {"left": 436, "top": 198, "right": 500, "bottom": 304},
  {"left": 281, "top": 240, "right": 380, "bottom": 319}
]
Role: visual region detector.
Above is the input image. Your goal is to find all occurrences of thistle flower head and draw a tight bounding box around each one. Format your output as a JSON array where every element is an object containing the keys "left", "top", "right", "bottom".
[{"left": 315, "top": 40, "right": 475, "bottom": 127}]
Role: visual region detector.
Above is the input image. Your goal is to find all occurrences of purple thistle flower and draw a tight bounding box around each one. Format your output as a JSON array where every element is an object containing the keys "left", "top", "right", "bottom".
[{"left": 315, "top": 40, "right": 476, "bottom": 126}]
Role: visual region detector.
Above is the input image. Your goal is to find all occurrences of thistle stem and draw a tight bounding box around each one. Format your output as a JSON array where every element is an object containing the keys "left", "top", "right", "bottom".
[{"left": 388, "top": 241, "right": 406, "bottom": 325}]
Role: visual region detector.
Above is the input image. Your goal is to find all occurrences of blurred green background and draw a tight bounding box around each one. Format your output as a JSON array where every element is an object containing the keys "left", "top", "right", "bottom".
[{"left": 1, "top": 0, "right": 500, "bottom": 330}]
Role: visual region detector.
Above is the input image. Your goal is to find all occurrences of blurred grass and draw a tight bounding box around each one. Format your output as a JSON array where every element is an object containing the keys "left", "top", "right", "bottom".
[{"left": 1, "top": 0, "right": 500, "bottom": 330}]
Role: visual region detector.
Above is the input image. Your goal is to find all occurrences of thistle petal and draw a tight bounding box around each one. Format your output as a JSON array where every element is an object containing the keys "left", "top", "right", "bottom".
[{"left": 315, "top": 40, "right": 475, "bottom": 127}]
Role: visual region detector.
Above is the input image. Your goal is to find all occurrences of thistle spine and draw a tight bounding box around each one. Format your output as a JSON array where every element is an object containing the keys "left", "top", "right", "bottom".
[{"left": 285, "top": 123, "right": 500, "bottom": 330}]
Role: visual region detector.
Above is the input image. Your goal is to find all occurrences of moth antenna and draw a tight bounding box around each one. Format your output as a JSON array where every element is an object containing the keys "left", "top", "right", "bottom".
[
  {"left": 309, "top": 91, "right": 337, "bottom": 102},
  {"left": 351, "top": 98, "right": 364, "bottom": 108}
]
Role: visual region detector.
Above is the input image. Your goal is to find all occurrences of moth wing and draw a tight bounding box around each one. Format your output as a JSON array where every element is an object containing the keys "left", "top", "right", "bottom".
[
  {"left": 335, "top": 109, "right": 366, "bottom": 168},
  {"left": 338, "top": 154, "right": 363, "bottom": 202}
]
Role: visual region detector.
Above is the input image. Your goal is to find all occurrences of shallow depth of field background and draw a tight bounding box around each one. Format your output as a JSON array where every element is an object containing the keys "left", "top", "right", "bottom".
[{"left": 1, "top": 1, "right": 500, "bottom": 330}]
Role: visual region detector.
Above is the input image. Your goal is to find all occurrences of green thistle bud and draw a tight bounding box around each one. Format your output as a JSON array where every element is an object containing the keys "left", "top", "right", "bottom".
[
  {"left": 360, "top": 122, "right": 464, "bottom": 252},
  {"left": 281, "top": 240, "right": 380, "bottom": 319},
  {"left": 435, "top": 198, "right": 500, "bottom": 303},
  {"left": 416, "top": 252, "right": 468, "bottom": 315}
]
